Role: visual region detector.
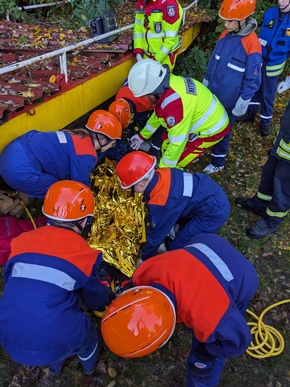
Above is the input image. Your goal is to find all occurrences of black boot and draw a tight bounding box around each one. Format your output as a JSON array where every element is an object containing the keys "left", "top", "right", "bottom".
[
  {"left": 236, "top": 109, "right": 256, "bottom": 123},
  {"left": 260, "top": 123, "right": 271, "bottom": 136},
  {"left": 235, "top": 197, "right": 266, "bottom": 216},
  {"left": 246, "top": 218, "right": 278, "bottom": 239}
]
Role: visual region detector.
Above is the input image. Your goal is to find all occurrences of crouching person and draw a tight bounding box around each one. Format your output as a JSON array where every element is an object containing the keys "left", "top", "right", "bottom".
[
  {"left": 115, "top": 151, "right": 230, "bottom": 260},
  {"left": 0, "top": 180, "right": 113, "bottom": 376},
  {"left": 101, "top": 233, "right": 258, "bottom": 386}
]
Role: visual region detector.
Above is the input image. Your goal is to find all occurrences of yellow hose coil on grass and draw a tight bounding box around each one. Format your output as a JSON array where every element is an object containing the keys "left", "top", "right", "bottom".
[{"left": 246, "top": 299, "right": 290, "bottom": 358}]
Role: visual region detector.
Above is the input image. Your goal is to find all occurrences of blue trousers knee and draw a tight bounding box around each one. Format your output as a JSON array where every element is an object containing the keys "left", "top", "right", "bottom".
[{"left": 49, "top": 325, "right": 101, "bottom": 374}]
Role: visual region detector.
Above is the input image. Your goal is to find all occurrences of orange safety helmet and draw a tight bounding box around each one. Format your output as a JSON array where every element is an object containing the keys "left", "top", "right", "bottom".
[
  {"left": 101, "top": 286, "right": 176, "bottom": 358},
  {"left": 85, "top": 109, "right": 122, "bottom": 139},
  {"left": 115, "top": 151, "right": 156, "bottom": 189},
  {"left": 219, "top": 0, "right": 256, "bottom": 20},
  {"left": 42, "top": 180, "right": 95, "bottom": 221},
  {"left": 108, "top": 99, "right": 132, "bottom": 129}
]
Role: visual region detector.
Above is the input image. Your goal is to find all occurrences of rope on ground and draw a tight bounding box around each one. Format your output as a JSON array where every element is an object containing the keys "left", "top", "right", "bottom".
[
  {"left": 19, "top": 198, "right": 37, "bottom": 230},
  {"left": 246, "top": 299, "right": 290, "bottom": 358}
]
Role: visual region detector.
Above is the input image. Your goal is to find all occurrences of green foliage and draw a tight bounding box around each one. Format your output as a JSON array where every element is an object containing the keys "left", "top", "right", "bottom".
[
  {"left": 70, "top": 0, "right": 110, "bottom": 27},
  {"left": 0, "top": 0, "right": 23, "bottom": 21},
  {"left": 174, "top": 45, "right": 211, "bottom": 81}
]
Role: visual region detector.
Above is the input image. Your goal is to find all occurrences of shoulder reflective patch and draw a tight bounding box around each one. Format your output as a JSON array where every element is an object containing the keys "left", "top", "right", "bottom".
[
  {"left": 11, "top": 262, "right": 76, "bottom": 290},
  {"left": 56, "top": 131, "right": 67, "bottom": 143},
  {"left": 183, "top": 77, "right": 197, "bottom": 95},
  {"left": 186, "top": 243, "right": 234, "bottom": 281},
  {"left": 183, "top": 173, "right": 193, "bottom": 197},
  {"left": 166, "top": 115, "right": 176, "bottom": 127},
  {"left": 167, "top": 5, "right": 176, "bottom": 17}
]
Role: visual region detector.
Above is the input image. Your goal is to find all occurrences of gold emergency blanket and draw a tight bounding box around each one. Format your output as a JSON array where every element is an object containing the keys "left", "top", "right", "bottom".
[{"left": 87, "top": 159, "right": 145, "bottom": 277}]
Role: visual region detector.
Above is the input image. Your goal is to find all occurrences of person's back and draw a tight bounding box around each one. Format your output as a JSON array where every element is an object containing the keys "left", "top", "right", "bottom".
[
  {"left": 0, "top": 130, "right": 97, "bottom": 198},
  {"left": 142, "top": 168, "right": 230, "bottom": 258},
  {"left": 115, "top": 152, "right": 230, "bottom": 261},
  {"left": 21, "top": 130, "right": 96, "bottom": 179},
  {"left": 0, "top": 225, "right": 104, "bottom": 365},
  {"left": 0, "top": 180, "right": 111, "bottom": 375}
]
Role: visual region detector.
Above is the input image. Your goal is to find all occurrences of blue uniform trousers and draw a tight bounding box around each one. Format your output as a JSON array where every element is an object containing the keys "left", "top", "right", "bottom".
[
  {"left": 49, "top": 324, "right": 101, "bottom": 374},
  {"left": 248, "top": 65, "right": 279, "bottom": 126},
  {"left": 210, "top": 109, "right": 236, "bottom": 167},
  {"left": 186, "top": 297, "right": 250, "bottom": 387},
  {"left": 251, "top": 155, "right": 290, "bottom": 226}
]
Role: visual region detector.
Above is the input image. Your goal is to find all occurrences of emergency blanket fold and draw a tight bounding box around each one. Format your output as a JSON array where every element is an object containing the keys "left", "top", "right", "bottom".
[{"left": 87, "top": 159, "right": 145, "bottom": 277}]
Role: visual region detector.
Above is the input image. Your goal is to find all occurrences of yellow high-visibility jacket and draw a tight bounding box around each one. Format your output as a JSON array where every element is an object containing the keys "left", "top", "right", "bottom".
[
  {"left": 139, "top": 75, "right": 229, "bottom": 168},
  {"left": 133, "top": 0, "right": 183, "bottom": 66}
]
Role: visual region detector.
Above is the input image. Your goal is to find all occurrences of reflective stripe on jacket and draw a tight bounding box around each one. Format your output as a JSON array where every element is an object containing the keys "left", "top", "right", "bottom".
[
  {"left": 133, "top": 233, "right": 258, "bottom": 358},
  {"left": 133, "top": 0, "right": 183, "bottom": 64},
  {"left": 258, "top": 6, "right": 290, "bottom": 76},
  {"left": 205, "top": 27, "right": 261, "bottom": 109},
  {"left": 0, "top": 226, "right": 108, "bottom": 366}
]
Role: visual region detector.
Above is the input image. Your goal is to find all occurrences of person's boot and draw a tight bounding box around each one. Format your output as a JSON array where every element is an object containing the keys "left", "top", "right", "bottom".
[
  {"left": 260, "top": 123, "right": 271, "bottom": 136},
  {"left": 236, "top": 109, "right": 256, "bottom": 123},
  {"left": 235, "top": 197, "right": 266, "bottom": 216},
  {"left": 246, "top": 218, "right": 278, "bottom": 239}
]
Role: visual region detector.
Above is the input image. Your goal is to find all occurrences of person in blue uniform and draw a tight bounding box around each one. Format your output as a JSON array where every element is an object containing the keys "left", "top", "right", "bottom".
[
  {"left": 101, "top": 233, "right": 258, "bottom": 387},
  {"left": 238, "top": 0, "right": 290, "bottom": 136},
  {"left": 235, "top": 99, "right": 290, "bottom": 238},
  {"left": 0, "top": 110, "right": 122, "bottom": 199},
  {"left": 203, "top": 0, "right": 262, "bottom": 173},
  {"left": 115, "top": 151, "right": 230, "bottom": 261},
  {"left": 0, "top": 180, "right": 114, "bottom": 376}
]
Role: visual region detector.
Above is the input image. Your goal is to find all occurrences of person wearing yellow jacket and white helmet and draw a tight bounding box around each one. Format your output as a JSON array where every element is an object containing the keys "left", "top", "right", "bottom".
[
  {"left": 128, "top": 59, "right": 230, "bottom": 169},
  {"left": 133, "top": 0, "right": 183, "bottom": 71}
]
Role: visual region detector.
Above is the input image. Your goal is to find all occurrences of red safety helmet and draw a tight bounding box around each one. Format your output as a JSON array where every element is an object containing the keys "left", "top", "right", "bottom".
[
  {"left": 42, "top": 180, "right": 94, "bottom": 221},
  {"left": 108, "top": 99, "right": 132, "bottom": 129},
  {"left": 101, "top": 286, "right": 176, "bottom": 358},
  {"left": 85, "top": 109, "right": 122, "bottom": 139},
  {"left": 115, "top": 151, "right": 156, "bottom": 189},
  {"left": 219, "top": 0, "right": 256, "bottom": 20}
]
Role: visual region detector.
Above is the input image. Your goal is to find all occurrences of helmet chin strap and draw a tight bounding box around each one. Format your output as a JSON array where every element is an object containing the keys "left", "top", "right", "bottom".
[{"left": 280, "top": 2, "right": 290, "bottom": 12}]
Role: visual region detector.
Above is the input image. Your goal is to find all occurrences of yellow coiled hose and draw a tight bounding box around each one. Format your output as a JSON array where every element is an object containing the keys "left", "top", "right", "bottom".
[{"left": 246, "top": 299, "right": 290, "bottom": 358}]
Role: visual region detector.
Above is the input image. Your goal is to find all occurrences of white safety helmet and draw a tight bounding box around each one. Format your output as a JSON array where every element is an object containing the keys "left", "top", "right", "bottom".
[{"left": 128, "top": 59, "right": 168, "bottom": 97}]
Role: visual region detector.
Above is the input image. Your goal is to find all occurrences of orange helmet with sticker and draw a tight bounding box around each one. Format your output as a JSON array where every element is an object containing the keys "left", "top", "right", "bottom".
[
  {"left": 101, "top": 286, "right": 176, "bottom": 358},
  {"left": 108, "top": 99, "right": 132, "bottom": 129},
  {"left": 85, "top": 109, "right": 122, "bottom": 139},
  {"left": 42, "top": 180, "right": 94, "bottom": 221}
]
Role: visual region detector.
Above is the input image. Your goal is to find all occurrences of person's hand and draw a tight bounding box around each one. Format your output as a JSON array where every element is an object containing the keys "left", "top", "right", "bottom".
[
  {"left": 129, "top": 134, "right": 144, "bottom": 150},
  {"left": 277, "top": 76, "right": 290, "bottom": 94},
  {"left": 136, "top": 53, "right": 143, "bottom": 62},
  {"left": 232, "top": 96, "right": 251, "bottom": 116}
]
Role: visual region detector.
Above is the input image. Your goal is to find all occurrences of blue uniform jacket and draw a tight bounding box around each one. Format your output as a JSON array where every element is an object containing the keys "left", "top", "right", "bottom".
[
  {"left": 259, "top": 6, "right": 290, "bottom": 66},
  {"left": 0, "top": 226, "right": 109, "bottom": 366},
  {"left": 141, "top": 168, "right": 230, "bottom": 260},
  {"left": 205, "top": 19, "right": 261, "bottom": 109},
  {"left": 0, "top": 130, "right": 97, "bottom": 198},
  {"left": 133, "top": 233, "right": 258, "bottom": 358}
]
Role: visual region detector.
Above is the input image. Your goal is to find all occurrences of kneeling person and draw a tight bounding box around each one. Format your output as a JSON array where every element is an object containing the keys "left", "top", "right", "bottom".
[
  {"left": 116, "top": 151, "right": 230, "bottom": 260},
  {"left": 101, "top": 233, "right": 258, "bottom": 386}
]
